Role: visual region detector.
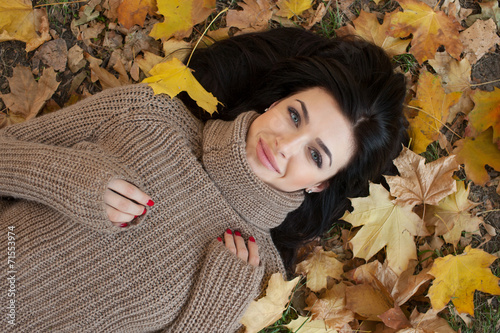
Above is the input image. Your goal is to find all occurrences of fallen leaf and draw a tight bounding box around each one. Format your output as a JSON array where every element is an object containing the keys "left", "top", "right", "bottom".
[
  {"left": 408, "top": 308, "right": 456, "bottom": 333},
  {"left": 387, "top": 0, "right": 463, "bottom": 63},
  {"left": 466, "top": 1, "right": 500, "bottom": 31},
  {"left": 385, "top": 147, "right": 460, "bottom": 207},
  {"left": 226, "top": 0, "right": 272, "bottom": 33},
  {"left": 306, "top": 283, "right": 355, "bottom": 330},
  {"left": 425, "top": 181, "right": 482, "bottom": 246},
  {"left": 0, "top": 66, "right": 59, "bottom": 126},
  {"left": 468, "top": 87, "right": 500, "bottom": 143},
  {"left": 428, "top": 51, "right": 471, "bottom": 93},
  {"left": 240, "top": 273, "right": 300, "bottom": 333},
  {"left": 150, "top": 0, "right": 216, "bottom": 40},
  {"left": 67, "top": 44, "right": 87, "bottom": 73},
  {"left": 427, "top": 245, "right": 500, "bottom": 315},
  {"left": 135, "top": 51, "right": 165, "bottom": 77},
  {"left": 460, "top": 18, "right": 500, "bottom": 65},
  {"left": 407, "top": 71, "right": 462, "bottom": 154},
  {"left": 276, "top": 0, "right": 313, "bottom": 19},
  {"left": 117, "top": 0, "right": 157, "bottom": 29},
  {"left": 378, "top": 305, "right": 411, "bottom": 330},
  {"left": 0, "top": 0, "right": 51, "bottom": 51},
  {"left": 286, "top": 316, "right": 337, "bottom": 333},
  {"left": 32, "top": 39, "right": 68, "bottom": 72},
  {"left": 296, "top": 247, "right": 344, "bottom": 292},
  {"left": 342, "top": 183, "right": 422, "bottom": 275},
  {"left": 142, "top": 57, "right": 219, "bottom": 114},
  {"left": 345, "top": 283, "right": 393, "bottom": 321},
  {"left": 453, "top": 128, "right": 500, "bottom": 186},
  {"left": 348, "top": 10, "right": 410, "bottom": 57},
  {"left": 85, "top": 52, "right": 130, "bottom": 89}
]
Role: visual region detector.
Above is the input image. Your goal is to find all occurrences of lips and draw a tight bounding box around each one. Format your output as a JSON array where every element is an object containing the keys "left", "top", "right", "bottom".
[{"left": 257, "top": 138, "right": 281, "bottom": 174}]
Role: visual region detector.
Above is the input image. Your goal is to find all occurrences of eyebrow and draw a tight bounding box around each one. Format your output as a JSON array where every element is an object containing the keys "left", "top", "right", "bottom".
[
  {"left": 296, "top": 99, "right": 309, "bottom": 124},
  {"left": 316, "top": 138, "right": 332, "bottom": 167}
]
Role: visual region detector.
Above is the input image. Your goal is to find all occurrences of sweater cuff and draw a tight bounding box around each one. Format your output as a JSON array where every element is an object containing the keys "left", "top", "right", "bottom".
[
  {"left": 167, "top": 239, "right": 265, "bottom": 333},
  {"left": 0, "top": 140, "right": 140, "bottom": 232}
]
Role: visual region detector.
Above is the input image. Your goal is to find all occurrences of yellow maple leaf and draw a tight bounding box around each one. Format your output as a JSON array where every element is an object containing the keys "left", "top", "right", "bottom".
[
  {"left": 295, "top": 247, "right": 344, "bottom": 292},
  {"left": 149, "top": 0, "right": 216, "bottom": 40},
  {"left": 425, "top": 181, "right": 482, "bottom": 246},
  {"left": 276, "top": 0, "right": 313, "bottom": 19},
  {"left": 142, "top": 57, "right": 219, "bottom": 115},
  {"left": 0, "top": 0, "right": 51, "bottom": 51},
  {"left": 240, "top": 273, "right": 300, "bottom": 333},
  {"left": 407, "top": 71, "right": 462, "bottom": 154},
  {"left": 348, "top": 10, "right": 410, "bottom": 57},
  {"left": 286, "top": 316, "right": 337, "bottom": 333},
  {"left": 342, "top": 183, "right": 422, "bottom": 275},
  {"left": 468, "top": 87, "right": 500, "bottom": 142},
  {"left": 452, "top": 128, "right": 500, "bottom": 186},
  {"left": 117, "top": 0, "right": 157, "bottom": 29},
  {"left": 387, "top": 0, "right": 463, "bottom": 63},
  {"left": 0, "top": 66, "right": 59, "bottom": 128},
  {"left": 385, "top": 147, "right": 460, "bottom": 207},
  {"left": 305, "top": 283, "right": 355, "bottom": 330},
  {"left": 427, "top": 245, "right": 500, "bottom": 315}
]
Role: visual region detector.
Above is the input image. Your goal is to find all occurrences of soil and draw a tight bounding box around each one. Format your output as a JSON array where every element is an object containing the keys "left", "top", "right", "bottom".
[{"left": 0, "top": 0, "right": 499, "bottom": 254}]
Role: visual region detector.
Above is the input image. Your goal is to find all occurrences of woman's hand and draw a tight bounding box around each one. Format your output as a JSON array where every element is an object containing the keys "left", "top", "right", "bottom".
[
  {"left": 219, "top": 229, "right": 260, "bottom": 267},
  {"left": 104, "top": 179, "right": 153, "bottom": 227}
]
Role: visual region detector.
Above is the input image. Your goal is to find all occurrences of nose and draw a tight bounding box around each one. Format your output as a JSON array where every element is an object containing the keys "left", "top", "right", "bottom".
[{"left": 276, "top": 134, "right": 304, "bottom": 159}]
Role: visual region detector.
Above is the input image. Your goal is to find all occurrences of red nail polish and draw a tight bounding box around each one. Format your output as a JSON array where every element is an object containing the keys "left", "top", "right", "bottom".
[
  {"left": 120, "top": 223, "right": 128, "bottom": 228},
  {"left": 234, "top": 231, "right": 242, "bottom": 237},
  {"left": 143, "top": 208, "right": 147, "bottom": 215},
  {"left": 226, "top": 229, "right": 232, "bottom": 235},
  {"left": 249, "top": 236, "right": 256, "bottom": 243},
  {"left": 134, "top": 215, "right": 138, "bottom": 219},
  {"left": 217, "top": 237, "right": 222, "bottom": 242},
  {"left": 147, "top": 199, "right": 155, "bottom": 207}
]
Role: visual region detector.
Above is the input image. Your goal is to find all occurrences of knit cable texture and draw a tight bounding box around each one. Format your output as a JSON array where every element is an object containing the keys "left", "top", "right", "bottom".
[{"left": 0, "top": 85, "right": 304, "bottom": 332}]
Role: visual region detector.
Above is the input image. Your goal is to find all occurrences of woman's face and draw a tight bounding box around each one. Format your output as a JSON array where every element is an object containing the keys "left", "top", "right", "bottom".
[{"left": 246, "top": 87, "right": 355, "bottom": 193}]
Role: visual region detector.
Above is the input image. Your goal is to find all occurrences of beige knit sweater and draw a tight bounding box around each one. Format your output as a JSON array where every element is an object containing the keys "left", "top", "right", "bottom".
[{"left": 0, "top": 85, "right": 304, "bottom": 332}]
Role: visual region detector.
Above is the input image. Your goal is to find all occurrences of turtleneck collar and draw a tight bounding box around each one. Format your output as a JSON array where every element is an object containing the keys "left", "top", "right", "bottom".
[{"left": 202, "top": 111, "right": 304, "bottom": 231}]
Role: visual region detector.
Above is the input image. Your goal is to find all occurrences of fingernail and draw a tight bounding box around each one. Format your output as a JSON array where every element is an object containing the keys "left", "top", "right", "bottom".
[
  {"left": 234, "top": 230, "right": 242, "bottom": 237},
  {"left": 134, "top": 215, "right": 138, "bottom": 219},
  {"left": 147, "top": 199, "right": 155, "bottom": 207},
  {"left": 143, "top": 208, "right": 147, "bottom": 215},
  {"left": 217, "top": 237, "right": 222, "bottom": 242},
  {"left": 226, "top": 229, "right": 232, "bottom": 235},
  {"left": 120, "top": 223, "right": 128, "bottom": 228},
  {"left": 249, "top": 236, "right": 256, "bottom": 243}
]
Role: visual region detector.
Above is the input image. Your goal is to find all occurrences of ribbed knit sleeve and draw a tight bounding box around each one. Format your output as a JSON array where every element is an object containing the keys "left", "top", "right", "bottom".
[{"left": 166, "top": 239, "right": 265, "bottom": 333}]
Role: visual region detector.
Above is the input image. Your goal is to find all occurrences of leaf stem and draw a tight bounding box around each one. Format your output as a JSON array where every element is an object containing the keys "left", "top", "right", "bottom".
[
  {"left": 34, "top": 0, "right": 87, "bottom": 8},
  {"left": 476, "top": 209, "right": 500, "bottom": 216},
  {"left": 405, "top": 104, "right": 463, "bottom": 140},
  {"left": 186, "top": 8, "right": 229, "bottom": 67},
  {"left": 469, "top": 78, "right": 500, "bottom": 88}
]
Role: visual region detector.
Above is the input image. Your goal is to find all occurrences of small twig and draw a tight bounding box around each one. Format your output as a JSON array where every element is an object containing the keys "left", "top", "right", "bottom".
[
  {"left": 34, "top": 0, "right": 87, "bottom": 8},
  {"left": 405, "top": 104, "right": 463, "bottom": 140},
  {"left": 476, "top": 209, "right": 500, "bottom": 216},
  {"left": 469, "top": 78, "right": 500, "bottom": 88}
]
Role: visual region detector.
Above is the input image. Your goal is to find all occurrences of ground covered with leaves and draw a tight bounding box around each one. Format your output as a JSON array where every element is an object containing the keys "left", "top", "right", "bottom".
[{"left": 0, "top": 0, "right": 499, "bottom": 332}]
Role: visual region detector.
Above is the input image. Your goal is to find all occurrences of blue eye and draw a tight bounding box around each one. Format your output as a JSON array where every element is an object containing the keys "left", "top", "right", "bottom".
[
  {"left": 289, "top": 107, "right": 300, "bottom": 127},
  {"left": 310, "top": 149, "right": 322, "bottom": 168}
]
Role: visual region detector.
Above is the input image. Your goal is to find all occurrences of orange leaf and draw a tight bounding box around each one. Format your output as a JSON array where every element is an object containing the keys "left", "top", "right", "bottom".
[
  {"left": 427, "top": 245, "right": 500, "bottom": 316},
  {"left": 407, "top": 71, "right": 462, "bottom": 154},
  {"left": 387, "top": 0, "right": 463, "bottom": 63},
  {"left": 345, "top": 283, "right": 393, "bottom": 321},
  {"left": 226, "top": 0, "right": 272, "bottom": 32},
  {"left": 348, "top": 10, "right": 410, "bottom": 57},
  {"left": 117, "top": 0, "right": 157, "bottom": 29},
  {"left": 385, "top": 147, "right": 460, "bottom": 207},
  {"left": 468, "top": 87, "right": 500, "bottom": 142},
  {"left": 453, "top": 128, "right": 500, "bottom": 186}
]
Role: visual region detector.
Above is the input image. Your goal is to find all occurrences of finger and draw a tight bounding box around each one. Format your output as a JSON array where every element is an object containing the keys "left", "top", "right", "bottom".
[
  {"left": 233, "top": 231, "right": 248, "bottom": 263},
  {"left": 108, "top": 179, "right": 153, "bottom": 206},
  {"left": 104, "top": 189, "right": 146, "bottom": 217},
  {"left": 105, "top": 204, "right": 135, "bottom": 224},
  {"left": 224, "top": 229, "right": 237, "bottom": 255},
  {"left": 247, "top": 237, "right": 260, "bottom": 267}
]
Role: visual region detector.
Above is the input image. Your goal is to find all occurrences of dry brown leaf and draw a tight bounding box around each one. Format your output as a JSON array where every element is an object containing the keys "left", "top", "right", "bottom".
[
  {"left": 226, "top": 0, "right": 272, "bottom": 33},
  {"left": 296, "top": 247, "right": 344, "bottom": 292},
  {"left": 460, "top": 19, "right": 500, "bottom": 65},
  {"left": 385, "top": 147, "right": 460, "bottom": 207},
  {"left": 67, "top": 44, "right": 87, "bottom": 73},
  {"left": 407, "top": 308, "right": 456, "bottom": 333},
  {"left": 428, "top": 51, "right": 471, "bottom": 94},
  {"left": 85, "top": 52, "right": 130, "bottom": 90},
  {"left": 305, "top": 283, "right": 355, "bottom": 330},
  {"left": 0, "top": 66, "right": 59, "bottom": 126},
  {"left": 345, "top": 283, "right": 393, "bottom": 321},
  {"left": 117, "top": 0, "right": 157, "bottom": 29},
  {"left": 32, "top": 39, "right": 68, "bottom": 72},
  {"left": 378, "top": 305, "right": 411, "bottom": 330}
]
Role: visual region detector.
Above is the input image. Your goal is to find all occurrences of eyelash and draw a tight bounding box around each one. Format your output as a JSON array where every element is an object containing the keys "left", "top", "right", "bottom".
[{"left": 288, "top": 107, "right": 322, "bottom": 168}]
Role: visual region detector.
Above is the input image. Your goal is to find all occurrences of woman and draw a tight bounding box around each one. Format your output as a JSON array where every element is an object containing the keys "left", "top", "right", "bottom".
[{"left": 0, "top": 28, "right": 406, "bottom": 331}]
